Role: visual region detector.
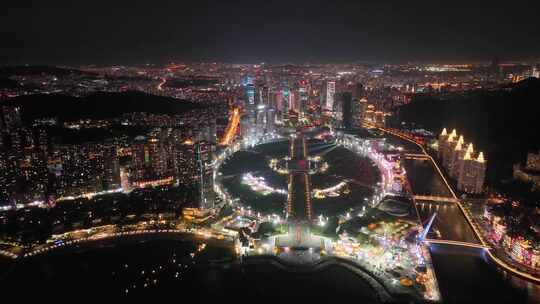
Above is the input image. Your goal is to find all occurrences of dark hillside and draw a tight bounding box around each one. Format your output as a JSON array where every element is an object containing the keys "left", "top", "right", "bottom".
[
  {"left": 1, "top": 91, "right": 199, "bottom": 123},
  {"left": 394, "top": 78, "right": 540, "bottom": 184}
]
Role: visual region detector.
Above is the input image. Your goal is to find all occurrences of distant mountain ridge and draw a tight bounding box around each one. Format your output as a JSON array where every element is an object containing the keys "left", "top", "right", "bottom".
[
  {"left": 0, "top": 65, "right": 93, "bottom": 77},
  {"left": 0, "top": 91, "right": 200, "bottom": 123}
]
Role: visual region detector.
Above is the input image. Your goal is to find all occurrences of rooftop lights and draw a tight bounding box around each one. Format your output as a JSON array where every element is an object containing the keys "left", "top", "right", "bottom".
[
  {"left": 477, "top": 152, "right": 485, "bottom": 163},
  {"left": 466, "top": 143, "right": 474, "bottom": 154},
  {"left": 440, "top": 128, "right": 447, "bottom": 136}
]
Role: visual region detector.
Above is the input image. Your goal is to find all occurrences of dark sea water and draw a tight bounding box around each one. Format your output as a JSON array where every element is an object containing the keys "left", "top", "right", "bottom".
[
  {"left": 1, "top": 237, "right": 539, "bottom": 303},
  {"left": 429, "top": 244, "right": 540, "bottom": 304}
]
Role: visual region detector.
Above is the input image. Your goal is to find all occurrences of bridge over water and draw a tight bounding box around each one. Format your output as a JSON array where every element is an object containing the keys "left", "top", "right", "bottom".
[
  {"left": 373, "top": 125, "right": 540, "bottom": 283},
  {"left": 414, "top": 195, "right": 458, "bottom": 203},
  {"left": 424, "top": 238, "right": 490, "bottom": 249}
]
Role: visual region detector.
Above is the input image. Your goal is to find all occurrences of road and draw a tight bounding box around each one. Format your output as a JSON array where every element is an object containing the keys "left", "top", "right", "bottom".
[
  {"left": 220, "top": 107, "right": 240, "bottom": 145},
  {"left": 286, "top": 133, "right": 313, "bottom": 222}
]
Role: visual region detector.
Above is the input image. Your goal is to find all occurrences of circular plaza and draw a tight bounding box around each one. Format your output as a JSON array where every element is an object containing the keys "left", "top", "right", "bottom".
[{"left": 216, "top": 137, "right": 381, "bottom": 218}]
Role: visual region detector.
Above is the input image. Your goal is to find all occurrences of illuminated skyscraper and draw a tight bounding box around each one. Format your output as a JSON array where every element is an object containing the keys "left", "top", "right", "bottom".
[
  {"left": 246, "top": 84, "right": 255, "bottom": 111},
  {"left": 457, "top": 150, "right": 486, "bottom": 194},
  {"left": 130, "top": 136, "right": 149, "bottom": 185},
  {"left": 256, "top": 104, "right": 267, "bottom": 136},
  {"left": 266, "top": 88, "right": 278, "bottom": 132},
  {"left": 448, "top": 137, "right": 466, "bottom": 179},
  {"left": 103, "top": 143, "right": 120, "bottom": 190},
  {"left": 243, "top": 76, "right": 258, "bottom": 140},
  {"left": 298, "top": 83, "right": 308, "bottom": 115},
  {"left": 0, "top": 150, "right": 18, "bottom": 204},
  {"left": 268, "top": 86, "right": 277, "bottom": 109},
  {"left": 440, "top": 128, "right": 457, "bottom": 167},
  {"left": 325, "top": 80, "right": 335, "bottom": 111},
  {"left": 266, "top": 107, "right": 276, "bottom": 133},
  {"left": 246, "top": 83, "right": 256, "bottom": 126},
  {"left": 281, "top": 83, "right": 290, "bottom": 121},
  {"left": 259, "top": 86, "right": 270, "bottom": 107},
  {"left": 438, "top": 128, "right": 449, "bottom": 159},
  {"left": 438, "top": 128, "right": 486, "bottom": 194},
  {"left": 532, "top": 66, "right": 540, "bottom": 79},
  {"left": 240, "top": 116, "right": 250, "bottom": 139},
  {"left": 196, "top": 140, "right": 214, "bottom": 209},
  {"left": 355, "top": 98, "right": 368, "bottom": 127}
]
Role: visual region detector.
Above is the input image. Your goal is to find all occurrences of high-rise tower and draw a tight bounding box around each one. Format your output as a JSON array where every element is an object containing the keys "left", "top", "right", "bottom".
[
  {"left": 281, "top": 82, "right": 290, "bottom": 122},
  {"left": 325, "top": 81, "right": 336, "bottom": 111},
  {"left": 196, "top": 140, "right": 215, "bottom": 209},
  {"left": 341, "top": 92, "right": 353, "bottom": 128}
]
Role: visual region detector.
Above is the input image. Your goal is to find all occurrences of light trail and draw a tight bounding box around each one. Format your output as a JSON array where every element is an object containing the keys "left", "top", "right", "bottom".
[
  {"left": 157, "top": 77, "right": 167, "bottom": 91},
  {"left": 313, "top": 181, "right": 348, "bottom": 199},
  {"left": 220, "top": 107, "right": 240, "bottom": 146}
]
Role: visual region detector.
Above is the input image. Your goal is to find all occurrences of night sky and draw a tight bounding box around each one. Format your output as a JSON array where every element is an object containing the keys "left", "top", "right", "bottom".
[{"left": 2, "top": 0, "right": 540, "bottom": 65}]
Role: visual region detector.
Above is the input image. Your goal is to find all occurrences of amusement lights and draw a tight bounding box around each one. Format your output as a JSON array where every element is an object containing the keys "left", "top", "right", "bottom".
[
  {"left": 242, "top": 173, "right": 287, "bottom": 196},
  {"left": 312, "top": 181, "right": 348, "bottom": 199}
]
